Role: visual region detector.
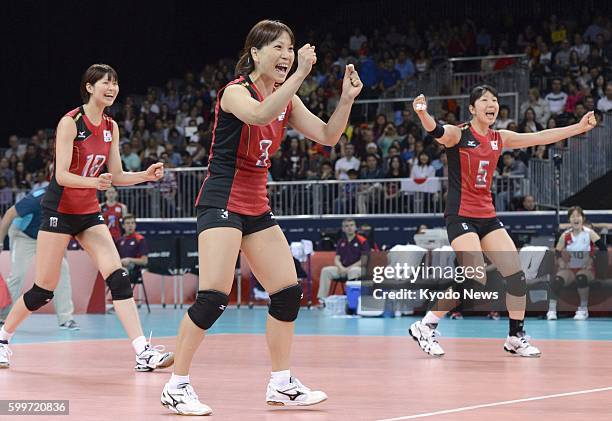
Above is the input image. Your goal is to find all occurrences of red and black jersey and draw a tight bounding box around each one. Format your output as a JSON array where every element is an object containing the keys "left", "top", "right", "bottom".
[
  {"left": 42, "top": 106, "right": 114, "bottom": 214},
  {"left": 101, "top": 201, "right": 126, "bottom": 240},
  {"left": 195, "top": 76, "right": 292, "bottom": 215},
  {"left": 445, "top": 123, "right": 503, "bottom": 218}
]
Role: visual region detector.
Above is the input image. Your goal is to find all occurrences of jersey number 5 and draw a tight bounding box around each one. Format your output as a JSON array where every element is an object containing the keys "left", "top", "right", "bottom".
[
  {"left": 82, "top": 154, "right": 107, "bottom": 177},
  {"left": 255, "top": 139, "right": 273, "bottom": 167},
  {"left": 475, "top": 160, "right": 489, "bottom": 188}
]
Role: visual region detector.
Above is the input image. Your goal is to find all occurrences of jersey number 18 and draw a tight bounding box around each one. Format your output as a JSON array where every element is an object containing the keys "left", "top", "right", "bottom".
[{"left": 82, "top": 154, "right": 107, "bottom": 177}]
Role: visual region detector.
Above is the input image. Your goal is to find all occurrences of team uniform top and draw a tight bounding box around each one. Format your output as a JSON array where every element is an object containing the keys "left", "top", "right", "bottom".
[
  {"left": 195, "top": 76, "right": 292, "bottom": 216},
  {"left": 13, "top": 187, "right": 47, "bottom": 239},
  {"left": 445, "top": 123, "right": 503, "bottom": 218},
  {"left": 562, "top": 227, "right": 595, "bottom": 269},
  {"left": 101, "top": 202, "right": 126, "bottom": 240},
  {"left": 42, "top": 106, "right": 114, "bottom": 214}
]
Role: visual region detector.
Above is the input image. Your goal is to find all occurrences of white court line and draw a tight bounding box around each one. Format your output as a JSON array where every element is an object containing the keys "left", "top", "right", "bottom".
[{"left": 376, "top": 386, "right": 612, "bottom": 421}]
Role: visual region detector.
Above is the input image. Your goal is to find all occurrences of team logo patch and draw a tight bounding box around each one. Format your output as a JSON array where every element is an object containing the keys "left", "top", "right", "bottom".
[
  {"left": 77, "top": 131, "right": 87, "bottom": 139},
  {"left": 466, "top": 140, "right": 477, "bottom": 147},
  {"left": 491, "top": 140, "right": 499, "bottom": 150},
  {"left": 103, "top": 130, "right": 112, "bottom": 142}
]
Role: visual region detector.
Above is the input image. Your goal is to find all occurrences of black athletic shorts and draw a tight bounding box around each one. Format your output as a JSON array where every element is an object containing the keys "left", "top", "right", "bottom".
[
  {"left": 445, "top": 215, "right": 506, "bottom": 244},
  {"left": 196, "top": 206, "right": 278, "bottom": 236},
  {"left": 39, "top": 208, "right": 106, "bottom": 236}
]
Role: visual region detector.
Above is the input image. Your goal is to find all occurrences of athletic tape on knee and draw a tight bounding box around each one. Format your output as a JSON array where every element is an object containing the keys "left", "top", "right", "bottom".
[
  {"left": 187, "top": 290, "right": 229, "bottom": 330},
  {"left": 576, "top": 274, "right": 589, "bottom": 288},
  {"left": 105, "top": 268, "right": 133, "bottom": 300},
  {"left": 505, "top": 271, "right": 527, "bottom": 297},
  {"left": 23, "top": 284, "right": 54, "bottom": 311},
  {"left": 269, "top": 284, "right": 303, "bottom": 322}
]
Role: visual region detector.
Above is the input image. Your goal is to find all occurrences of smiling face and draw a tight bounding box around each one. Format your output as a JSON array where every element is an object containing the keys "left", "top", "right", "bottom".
[
  {"left": 81, "top": 64, "right": 119, "bottom": 107},
  {"left": 251, "top": 31, "right": 294, "bottom": 84},
  {"left": 469, "top": 89, "right": 499, "bottom": 126}
]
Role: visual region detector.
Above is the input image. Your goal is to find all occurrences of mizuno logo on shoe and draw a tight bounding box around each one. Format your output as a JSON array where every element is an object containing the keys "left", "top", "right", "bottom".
[{"left": 277, "top": 389, "right": 304, "bottom": 401}]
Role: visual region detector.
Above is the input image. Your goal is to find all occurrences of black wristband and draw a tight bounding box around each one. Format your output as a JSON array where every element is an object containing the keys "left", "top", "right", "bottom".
[{"left": 427, "top": 122, "right": 445, "bottom": 138}]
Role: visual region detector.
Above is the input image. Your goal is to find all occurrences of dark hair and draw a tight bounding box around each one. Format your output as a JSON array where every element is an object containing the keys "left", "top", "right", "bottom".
[
  {"left": 235, "top": 20, "right": 295, "bottom": 77},
  {"left": 123, "top": 213, "right": 136, "bottom": 223},
  {"left": 417, "top": 151, "right": 431, "bottom": 165},
  {"left": 80, "top": 64, "right": 118, "bottom": 103},
  {"left": 567, "top": 206, "right": 585, "bottom": 220},
  {"left": 469, "top": 84, "right": 498, "bottom": 107}
]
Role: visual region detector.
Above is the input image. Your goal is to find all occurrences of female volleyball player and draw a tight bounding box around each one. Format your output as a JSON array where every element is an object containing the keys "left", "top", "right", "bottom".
[
  {"left": 409, "top": 85, "right": 596, "bottom": 358},
  {"left": 547, "top": 206, "right": 606, "bottom": 321},
  {"left": 160, "top": 20, "right": 362, "bottom": 415},
  {"left": 0, "top": 64, "right": 174, "bottom": 372}
]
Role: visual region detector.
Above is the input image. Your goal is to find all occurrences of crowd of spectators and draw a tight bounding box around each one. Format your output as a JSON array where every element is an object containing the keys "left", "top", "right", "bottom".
[{"left": 1, "top": 12, "right": 611, "bottom": 214}]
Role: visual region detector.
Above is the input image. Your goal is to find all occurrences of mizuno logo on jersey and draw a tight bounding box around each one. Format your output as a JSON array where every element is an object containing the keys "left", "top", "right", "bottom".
[
  {"left": 103, "top": 130, "right": 112, "bottom": 142},
  {"left": 466, "top": 140, "right": 477, "bottom": 147},
  {"left": 77, "top": 131, "right": 87, "bottom": 139}
]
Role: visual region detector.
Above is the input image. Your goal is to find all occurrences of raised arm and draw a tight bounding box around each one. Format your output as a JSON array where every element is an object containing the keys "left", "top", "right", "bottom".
[
  {"left": 288, "top": 64, "right": 363, "bottom": 146},
  {"left": 222, "top": 44, "right": 316, "bottom": 126},
  {"left": 412, "top": 94, "right": 461, "bottom": 147},
  {"left": 500, "top": 111, "right": 596, "bottom": 149}
]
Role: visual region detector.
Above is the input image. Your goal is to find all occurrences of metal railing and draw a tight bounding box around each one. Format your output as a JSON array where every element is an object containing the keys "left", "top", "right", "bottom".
[
  {"left": 529, "top": 114, "right": 612, "bottom": 208},
  {"left": 0, "top": 170, "right": 529, "bottom": 218}
]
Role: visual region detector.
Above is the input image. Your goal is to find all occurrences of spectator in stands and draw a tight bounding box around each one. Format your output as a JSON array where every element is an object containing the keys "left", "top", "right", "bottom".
[
  {"left": 411, "top": 152, "right": 435, "bottom": 180},
  {"left": 596, "top": 83, "right": 612, "bottom": 112},
  {"left": 414, "top": 50, "right": 431, "bottom": 74},
  {"left": 115, "top": 214, "right": 149, "bottom": 285},
  {"left": 384, "top": 156, "right": 407, "bottom": 212},
  {"left": 284, "top": 137, "right": 306, "bottom": 180},
  {"left": 377, "top": 123, "right": 400, "bottom": 157},
  {"left": 545, "top": 79, "right": 568, "bottom": 117},
  {"left": 12, "top": 161, "right": 30, "bottom": 192},
  {"left": 377, "top": 58, "right": 401, "bottom": 93},
  {"left": 531, "top": 144, "right": 548, "bottom": 160},
  {"left": 0, "top": 158, "right": 14, "bottom": 186},
  {"left": 493, "top": 105, "right": 515, "bottom": 129},
  {"left": 571, "top": 33, "right": 590, "bottom": 62},
  {"left": 520, "top": 88, "right": 551, "bottom": 127},
  {"left": 517, "top": 194, "right": 537, "bottom": 211},
  {"left": 317, "top": 218, "right": 369, "bottom": 305},
  {"left": 335, "top": 143, "right": 360, "bottom": 180},
  {"left": 4, "top": 135, "right": 25, "bottom": 160},
  {"left": 22, "top": 143, "right": 45, "bottom": 174},
  {"left": 372, "top": 114, "right": 388, "bottom": 140},
  {"left": 584, "top": 96, "right": 596, "bottom": 112},
  {"left": 349, "top": 28, "right": 367, "bottom": 53},
  {"left": 360, "top": 153, "right": 383, "bottom": 179},
  {"left": 269, "top": 149, "right": 289, "bottom": 181},
  {"left": 121, "top": 142, "right": 141, "bottom": 171},
  {"left": 553, "top": 39, "right": 572, "bottom": 71},
  {"left": 518, "top": 107, "right": 544, "bottom": 133},
  {"left": 395, "top": 50, "right": 415, "bottom": 80},
  {"left": 496, "top": 152, "right": 527, "bottom": 211}
]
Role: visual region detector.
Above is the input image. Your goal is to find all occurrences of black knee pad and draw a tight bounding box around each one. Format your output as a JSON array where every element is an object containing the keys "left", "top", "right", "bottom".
[
  {"left": 550, "top": 276, "right": 564, "bottom": 297},
  {"left": 576, "top": 274, "right": 589, "bottom": 288},
  {"left": 187, "top": 290, "right": 229, "bottom": 330},
  {"left": 23, "top": 284, "right": 54, "bottom": 311},
  {"left": 106, "top": 268, "right": 133, "bottom": 301},
  {"left": 269, "top": 284, "right": 303, "bottom": 322},
  {"left": 505, "top": 271, "right": 527, "bottom": 297}
]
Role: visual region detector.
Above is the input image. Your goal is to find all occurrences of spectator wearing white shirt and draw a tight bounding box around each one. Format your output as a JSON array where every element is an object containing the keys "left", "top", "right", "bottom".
[
  {"left": 493, "top": 105, "right": 515, "bottom": 129},
  {"left": 335, "top": 144, "right": 360, "bottom": 180},
  {"left": 411, "top": 152, "right": 436, "bottom": 179},
  {"left": 545, "top": 79, "right": 568, "bottom": 116},
  {"left": 520, "top": 88, "right": 551, "bottom": 127},
  {"left": 596, "top": 83, "right": 612, "bottom": 113},
  {"left": 570, "top": 33, "right": 590, "bottom": 62},
  {"left": 349, "top": 28, "right": 367, "bottom": 52},
  {"left": 4, "top": 135, "right": 26, "bottom": 160}
]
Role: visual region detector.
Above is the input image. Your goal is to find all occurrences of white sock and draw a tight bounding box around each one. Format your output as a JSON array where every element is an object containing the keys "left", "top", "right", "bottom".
[
  {"left": 132, "top": 336, "right": 148, "bottom": 354},
  {"left": 270, "top": 370, "right": 291, "bottom": 387},
  {"left": 548, "top": 299, "right": 557, "bottom": 312},
  {"left": 423, "top": 311, "right": 441, "bottom": 326},
  {"left": 0, "top": 326, "right": 14, "bottom": 342},
  {"left": 169, "top": 373, "right": 190, "bottom": 388}
]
